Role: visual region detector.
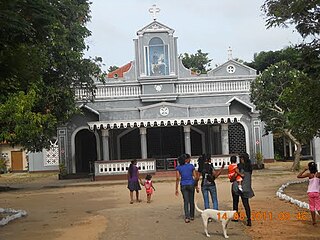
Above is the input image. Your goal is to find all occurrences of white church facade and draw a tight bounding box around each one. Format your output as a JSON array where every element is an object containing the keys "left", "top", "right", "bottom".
[{"left": 57, "top": 9, "right": 275, "bottom": 179}]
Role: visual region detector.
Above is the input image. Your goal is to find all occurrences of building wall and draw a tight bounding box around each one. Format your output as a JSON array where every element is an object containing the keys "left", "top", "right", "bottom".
[
  {"left": 0, "top": 144, "right": 28, "bottom": 171},
  {"left": 59, "top": 19, "right": 275, "bottom": 174},
  {"left": 28, "top": 151, "right": 59, "bottom": 172}
]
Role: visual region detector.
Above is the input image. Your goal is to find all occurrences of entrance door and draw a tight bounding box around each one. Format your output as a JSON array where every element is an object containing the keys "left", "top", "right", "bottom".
[
  {"left": 11, "top": 151, "right": 24, "bottom": 172},
  {"left": 147, "top": 126, "right": 184, "bottom": 158},
  {"left": 75, "top": 129, "right": 97, "bottom": 173}
]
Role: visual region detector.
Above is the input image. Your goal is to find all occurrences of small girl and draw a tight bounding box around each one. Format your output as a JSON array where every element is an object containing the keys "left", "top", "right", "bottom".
[
  {"left": 297, "top": 162, "right": 320, "bottom": 225},
  {"left": 140, "top": 174, "right": 156, "bottom": 203},
  {"left": 228, "top": 155, "right": 244, "bottom": 192}
]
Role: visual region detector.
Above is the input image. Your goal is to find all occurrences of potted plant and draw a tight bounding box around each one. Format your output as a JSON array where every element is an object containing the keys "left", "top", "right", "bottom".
[
  {"left": 58, "top": 163, "right": 67, "bottom": 179},
  {"left": 256, "top": 152, "right": 264, "bottom": 169},
  {"left": 0, "top": 157, "right": 8, "bottom": 174}
]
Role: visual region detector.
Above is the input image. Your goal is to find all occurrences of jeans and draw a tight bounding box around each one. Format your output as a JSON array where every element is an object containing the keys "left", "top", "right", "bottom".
[
  {"left": 180, "top": 185, "right": 195, "bottom": 219},
  {"left": 201, "top": 184, "right": 218, "bottom": 210},
  {"left": 232, "top": 190, "right": 251, "bottom": 221}
]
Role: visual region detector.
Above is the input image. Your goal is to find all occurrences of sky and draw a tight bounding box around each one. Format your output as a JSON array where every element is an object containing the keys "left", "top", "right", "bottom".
[{"left": 84, "top": 0, "right": 303, "bottom": 71}]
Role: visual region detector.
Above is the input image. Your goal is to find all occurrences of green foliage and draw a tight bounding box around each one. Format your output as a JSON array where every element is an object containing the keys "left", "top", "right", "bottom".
[
  {"left": 0, "top": 157, "right": 8, "bottom": 173},
  {"left": 251, "top": 60, "right": 312, "bottom": 141},
  {"left": 262, "top": 0, "right": 320, "bottom": 38},
  {"left": 246, "top": 47, "right": 302, "bottom": 73},
  {"left": 260, "top": 0, "right": 320, "bottom": 170},
  {"left": 273, "top": 136, "right": 285, "bottom": 160},
  {"left": 59, "top": 163, "right": 67, "bottom": 176},
  {"left": 261, "top": 0, "right": 320, "bottom": 139},
  {"left": 256, "top": 152, "right": 263, "bottom": 165},
  {"left": 274, "top": 153, "right": 283, "bottom": 161},
  {"left": 180, "top": 49, "right": 212, "bottom": 73},
  {"left": 250, "top": 60, "right": 310, "bottom": 170},
  {"left": 107, "top": 65, "right": 119, "bottom": 73},
  {"left": 0, "top": 0, "right": 104, "bottom": 151}
]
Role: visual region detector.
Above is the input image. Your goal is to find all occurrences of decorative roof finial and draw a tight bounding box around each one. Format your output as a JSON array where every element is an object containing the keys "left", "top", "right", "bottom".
[
  {"left": 149, "top": 4, "right": 160, "bottom": 21},
  {"left": 228, "top": 46, "right": 233, "bottom": 60}
]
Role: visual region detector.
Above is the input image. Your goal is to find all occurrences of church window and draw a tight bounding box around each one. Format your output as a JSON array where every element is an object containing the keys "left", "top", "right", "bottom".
[{"left": 146, "top": 37, "right": 169, "bottom": 76}]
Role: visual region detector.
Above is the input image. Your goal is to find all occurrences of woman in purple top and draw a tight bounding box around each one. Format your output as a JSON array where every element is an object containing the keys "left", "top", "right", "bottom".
[
  {"left": 175, "top": 154, "right": 199, "bottom": 223},
  {"left": 127, "top": 159, "right": 142, "bottom": 204}
]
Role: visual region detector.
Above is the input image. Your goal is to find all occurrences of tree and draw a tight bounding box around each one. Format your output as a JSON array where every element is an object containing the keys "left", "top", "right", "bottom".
[
  {"left": 250, "top": 61, "right": 319, "bottom": 170},
  {"left": 0, "top": 0, "right": 104, "bottom": 151},
  {"left": 107, "top": 65, "right": 119, "bottom": 73},
  {"left": 245, "top": 47, "right": 302, "bottom": 73},
  {"left": 180, "top": 49, "right": 212, "bottom": 73},
  {"left": 259, "top": 0, "right": 320, "bottom": 168},
  {"left": 263, "top": 0, "right": 320, "bottom": 38}
]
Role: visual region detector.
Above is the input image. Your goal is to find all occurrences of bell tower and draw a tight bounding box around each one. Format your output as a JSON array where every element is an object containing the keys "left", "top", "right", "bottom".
[{"left": 134, "top": 5, "right": 178, "bottom": 79}]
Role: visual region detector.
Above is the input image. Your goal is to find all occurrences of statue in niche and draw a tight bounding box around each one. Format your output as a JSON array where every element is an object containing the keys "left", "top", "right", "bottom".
[{"left": 151, "top": 51, "right": 165, "bottom": 76}]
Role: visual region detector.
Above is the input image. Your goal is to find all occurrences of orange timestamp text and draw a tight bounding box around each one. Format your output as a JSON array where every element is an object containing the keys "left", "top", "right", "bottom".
[{"left": 217, "top": 211, "right": 309, "bottom": 221}]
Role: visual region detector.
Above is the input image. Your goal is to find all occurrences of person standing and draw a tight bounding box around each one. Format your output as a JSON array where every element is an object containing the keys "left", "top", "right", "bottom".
[
  {"left": 127, "top": 159, "right": 142, "bottom": 204},
  {"left": 231, "top": 153, "right": 254, "bottom": 226},
  {"left": 198, "top": 154, "right": 225, "bottom": 210},
  {"left": 175, "top": 154, "right": 199, "bottom": 223},
  {"left": 297, "top": 162, "right": 320, "bottom": 225}
]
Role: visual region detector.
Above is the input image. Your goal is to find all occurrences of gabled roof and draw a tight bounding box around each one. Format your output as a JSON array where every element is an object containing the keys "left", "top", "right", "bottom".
[
  {"left": 107, "top": 62, "right": 132, "bottom": 79},
  {"left": 208, "top": 59, "right": 256, "bottom": 76},
  {"left": 79, "top": 104, "right": 99, "bottom": 116},
  {"left": 137, "top": 20, "right": 175, "bottom": 35},
  {"left": 226, "top": 97, "right": 254, "bottom": 112}
]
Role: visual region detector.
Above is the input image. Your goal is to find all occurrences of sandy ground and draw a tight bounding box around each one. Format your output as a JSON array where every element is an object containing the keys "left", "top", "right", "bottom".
[{"left": 0, "top": 162, "right": 319, "bottom": 240}]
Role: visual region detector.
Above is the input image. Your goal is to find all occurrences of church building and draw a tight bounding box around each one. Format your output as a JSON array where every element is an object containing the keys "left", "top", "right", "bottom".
[{"left": 57, "top": 7, "right": 274, "bottom": 179}]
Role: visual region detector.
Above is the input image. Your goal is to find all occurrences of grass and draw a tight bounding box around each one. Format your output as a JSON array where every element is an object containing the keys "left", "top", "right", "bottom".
[
  {"left": 0, "top": 172, "right": 57, "bottom": 185},
  {"left": 264, "top": 160, "right": 312, "bottom": 171}
]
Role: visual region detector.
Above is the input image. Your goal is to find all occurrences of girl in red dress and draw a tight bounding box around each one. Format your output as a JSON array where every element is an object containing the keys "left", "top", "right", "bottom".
[{"left": 141, "top": 174, "right": 156, "bottom": 203}]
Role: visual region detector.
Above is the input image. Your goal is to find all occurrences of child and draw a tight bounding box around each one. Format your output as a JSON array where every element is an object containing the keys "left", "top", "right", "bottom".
[
  {"left": 297, "top": 162, "right": 320, "bottom": 225},
  {"left": 140, "top": 174, "right": 156, "bottom": 203},
  {"left": 228, "top": 155, "right": 244, "bottom": 192}
]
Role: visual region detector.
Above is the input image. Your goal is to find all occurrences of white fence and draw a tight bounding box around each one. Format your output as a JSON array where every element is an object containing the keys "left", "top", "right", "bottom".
[
  {"left": 75, "top": 80, "right": 251, "bottom": 100},
  {"left": 176, "top": 80, "right": 251, "bottom": 94},
  {"left": 190, "top": 155, "right": 235, "bottom": 170},
  {"left": 94, "top": 155, "right": 235, "bottom": 176},
  {"left": 95, "top": 159, "right": 156, "bottom": 176}
]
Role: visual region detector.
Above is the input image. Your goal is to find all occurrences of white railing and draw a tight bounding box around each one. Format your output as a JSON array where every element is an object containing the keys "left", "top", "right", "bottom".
[
  {"left": 94, "top": 85, "right": 141, "bottom": 99},
  {"left": 94, "top": 156, "right": 235, "bottom": 176},
  {"left": 190, "top": 155, "right": 236, "bottom": 170},
  {"left": 95, "top": 159, "right": 156, "bottom": 176},
  {"left": 75, "top": 88, "right": 93, "bottom": 100},
  {"left": 176, "top": 80, "right": 251, "bottom": 94},
  {"left": 75, "top": 80, "right": 251, "bottom": 100}
]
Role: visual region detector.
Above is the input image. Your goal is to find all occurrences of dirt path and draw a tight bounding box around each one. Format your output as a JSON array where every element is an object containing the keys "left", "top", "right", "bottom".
[{"left": 0, "top": 162, "right": 319, "bottom": 240}]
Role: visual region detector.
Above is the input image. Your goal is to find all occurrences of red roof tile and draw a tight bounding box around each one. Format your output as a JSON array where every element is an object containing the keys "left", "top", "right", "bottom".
[{"left": 107, "top": 62, "right": 132, "bottom": 79}]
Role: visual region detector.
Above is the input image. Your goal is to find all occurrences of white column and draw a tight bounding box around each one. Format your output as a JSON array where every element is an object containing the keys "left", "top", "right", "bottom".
[
  {"left": 95, "top": 130, "right": 101, "bottom": 160},
  {"left": 221, "top": 124, "right": 229, "bottom": 155},
  {"left": 313, "top": 137, "right": 320, "bottom": 170},
  {"left": 289, "top": 140, "right": 293, "bottom": 157},
  {"left": 211, "top": 125, "right": 220, "bottom": 155},
  {"left": 184, "top": 125, "right": 191, "bottom": 155},
  {"left": 140, "top": 127, "right": 148, "bottom": 159},
  {"left": 101, "top": 129, "right": 110, "bottom": 161},
  {"left": 283, "top": 137, "right": 287, "bottom": 157}
]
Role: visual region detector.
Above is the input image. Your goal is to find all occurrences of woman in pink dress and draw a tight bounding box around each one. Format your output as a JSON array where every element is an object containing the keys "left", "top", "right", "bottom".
[{"left": 297, "top": 162, "right": 320, "bottom": 225}]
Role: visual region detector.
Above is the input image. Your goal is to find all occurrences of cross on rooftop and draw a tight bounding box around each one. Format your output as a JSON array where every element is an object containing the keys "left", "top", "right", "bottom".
[
  {"left": 228, "top": 46, "right": 233, "bottom": 60},
  {"left": 149, "top": 4, "right": 160, "bottom": 21}
]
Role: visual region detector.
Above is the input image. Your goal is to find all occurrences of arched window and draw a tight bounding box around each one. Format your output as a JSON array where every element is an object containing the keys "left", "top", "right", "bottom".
[{"left": 145, "top": 37, "right": 169, "bottom": 76}]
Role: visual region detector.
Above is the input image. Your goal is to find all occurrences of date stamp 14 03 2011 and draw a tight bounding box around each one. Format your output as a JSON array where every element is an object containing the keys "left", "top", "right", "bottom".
[{"left": 217, "top": 211, "right": 309, "bottom": 221}]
